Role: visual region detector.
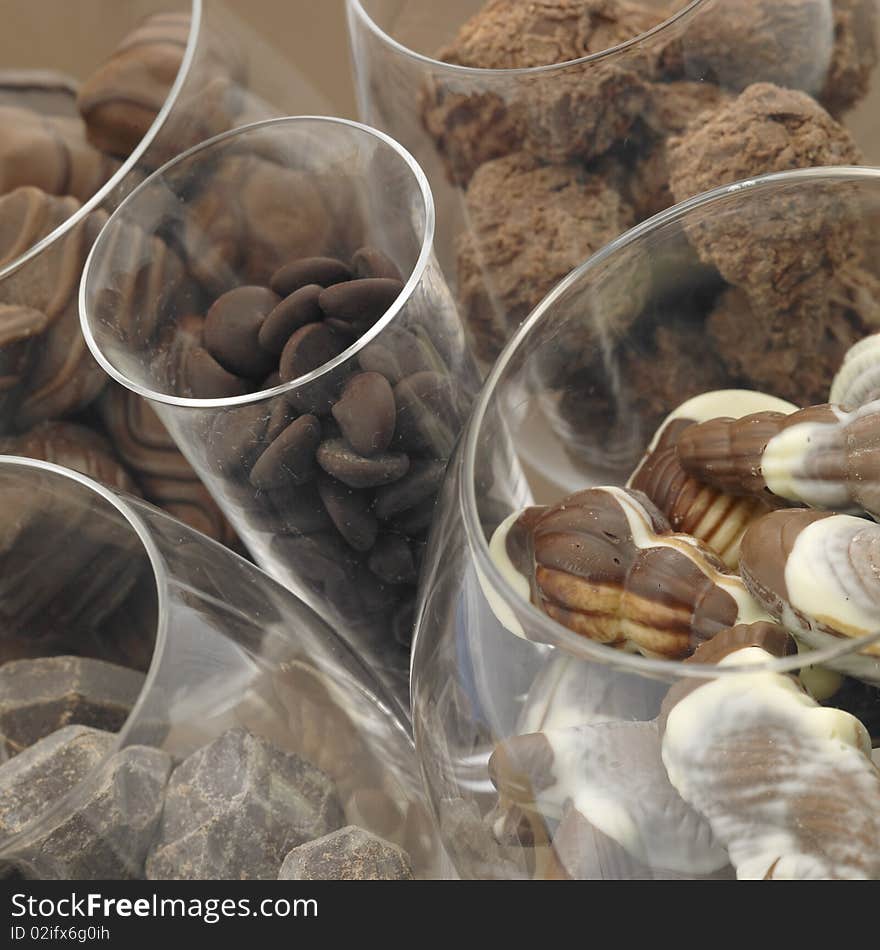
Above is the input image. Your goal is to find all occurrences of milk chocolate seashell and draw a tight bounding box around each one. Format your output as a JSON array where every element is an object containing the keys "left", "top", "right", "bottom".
[
  {"left": 629, "top": 390, "right": 797, "bottom": 569},
  {"left": 739, "top": 509, "right": 880, "bottom": 682},
  {"left": 0, "top": 187, "right": 108, "bottom": 430},
  {"left": 678, "top": 399, "right": 880, "bottom": 519},
  {"left": 495, "top": 486, "right": 769, "bottom": 659},
  {"left": 0, "top": 105, "right": 118, "bottom": 201},
  {"left": 830, "top": 331, "right": 880, "bottom": 410},
  {"left": 661, "top": 641, "right": 880, "bottom": 879}
]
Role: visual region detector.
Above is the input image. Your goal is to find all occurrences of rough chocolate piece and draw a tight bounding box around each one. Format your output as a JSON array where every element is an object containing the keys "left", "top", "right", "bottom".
[
  {"left": 96, "top": 384, "right": 238, "bottom": 545},
  {"left": 667, "top": 84, "right": 861, "bottom": 311},
  {"left": 146, "top": 728, "right": 343, "bottom": 880},
  {"left": 0, "top": 421, "right": 139, "bottom": 495},
  {"left": 0, "top": 105, "right": 117, "bottom": 201},
  {"left": 204, "top": 286, "right": 279, "bottom": 379},
  {"left": 681, "top": 0, "right": 836, "bottom": 95},
  {"left": 458, "top": 152, "right": 635, "bottom": 361},
  {"left": 0, "top": 726, "right": 170, "bottom": 880},
  {"left": 0, "top": 187, "right": 108, "bottom": 428},
  {"left": 820, "top": 0, "right": 879, "bottom": 116},
  {"left": 77, "top": 12, "right": 246, "bottom": 161},
  {"left": 278, "top": 826, "right": 413, "bottom": 880},
  {"left": 0, "top": 656, "right": 144, "bottom": 758},
  {"left": 332, "top": 372, "right": 396, "bottom": 457}
]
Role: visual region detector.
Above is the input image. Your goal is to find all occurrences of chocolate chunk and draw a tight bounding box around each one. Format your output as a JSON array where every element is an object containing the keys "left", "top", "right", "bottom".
[
  {"left": 373, "top": 459, "right": 447, "bottom": 519},
  {"left": 394, "top": 371, "right": 460, "bottom": 457},
  {"left": 146, "top": 728, "right": 343, "bottom": 880},
  {"left": 183, "top": 347, "right": 249, "bottom": 399},
  {"left": 317, "top": 473, "right": 378, "bottom": 552},
  {"left": 258, "top": 284, "right": 323, "bottom": 355},
  {"left": 270, "top": 257, "right": 353, "bottom": 297},
  {"left": 0, "top": 656, "right": 144, "bottom": 757},
  {"left": 331, "top": 372, "right": 396, "bottom": 457},
  {"left": 278, "top": 826, "right": 413, "bottom": 880},
  {"left": 318, "top": 278, "right": 405, "bottom": 330},
  {"left": 204, "top": 285, "right": 279, "bottom": 378},
  {"left": 0, "top": 726, "right": 170, "bottom": 879},
  {"left": 368, "top": 535, "right": 417, "bottom": 585},
  {"left": 250, "top": 415, "right": 321, "bottom": 489},
  {"left": 352, "top": 247, "right": 405, "bottom": 282},
  {"left": 279, "top": 322, "right": 347, "bottom": 383},
  {"left": 316, "top": 438, "right": 409, "bottom": 489}
]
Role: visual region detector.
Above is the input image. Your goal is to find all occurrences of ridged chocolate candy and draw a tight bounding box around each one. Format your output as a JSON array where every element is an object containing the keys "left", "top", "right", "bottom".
[
  {"left": 830, "top": 331, "right": 880, "bottom": 410},
  {"left": 739, "top": 508, "right": 880, "bottom": 682},
  {"left": 629, "top": 390, "right": 797, "bottom": 569},
  {"left": 678, "top": 399, "right": 880, "bottom": 519},
  {"left": 661, "top": 636, "right": 880, "bottom": 879},
  {"left": 495, "top": 486, "right": 769, "bottom": 659}
]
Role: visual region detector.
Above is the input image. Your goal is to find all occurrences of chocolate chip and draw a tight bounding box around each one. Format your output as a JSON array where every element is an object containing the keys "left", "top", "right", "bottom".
[
  {"left": 316, "top": 438, "right": 409, "bottom": 489},
  {"left": 358, "top": 327, "right": 442, "bottom": 385},
  {"left": 373, "top": 459, "right": 447, "bottom": 519},
  {"left": 208, "top": 402, "right": 271, "bottom": 476},
  {"left": 389, "top": 497, "right": 436, "bottom": 536},
  {"left": 331, "top": 372, "right": 396, "bottom": 457},
  {"left": 266, "top": 397, "right": 294, "bottom": 442},
  {"left": 249, "top": 414, "right": 321, "bottom": 490},
  {"left": 317, "top": 473, "right": 378, "bottom": 552},
  {"left": 279, "top": 322, "right": 347, "bottom": 383},
  {"left": 368, "top": 535, "right": 417, "bottom": 585},
  {"left": 204, "top": 285, "right": 279, "bottom": 379},
  {"left": 258, "top": 284, "right": 323, "bottom": 355},
  {"left": 270, "top": 257, "right": 353, "bottom": 297},
  {"left": 394, "top": 371, "right": 460, "bottom": 457},
  {"left": 318, "top": 278, "right": 404, "bottom": 330},
  {"left": 184, "top": 347, "right": 249, "bottom": 398},
  {"left": 256, "top": 481, "right": 333, "bottom": 535},
  {"left": 271, "top": 531, "right": 360, "bottom": 588},
  {"left": 352, "top": 247, "right": 404, "bottom": 282}
]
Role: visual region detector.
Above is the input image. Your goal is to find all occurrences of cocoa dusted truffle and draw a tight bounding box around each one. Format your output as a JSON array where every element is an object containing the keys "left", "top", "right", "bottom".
[
  {"left": 458, "top": 151, "right": 635, "bottom": 361},
  {"left": 667, "top": 83, "right": 861, "bottom": 310},
  {"left": 681, "top": 0, "right": 836, "bottom": 95},
  {"left": 820, "top": 0, "right": 880, "bottom": 117}
]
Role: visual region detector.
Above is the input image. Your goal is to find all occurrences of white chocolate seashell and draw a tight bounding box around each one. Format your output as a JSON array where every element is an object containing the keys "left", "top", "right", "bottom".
[{"left": 830, "top": 332, "right": 880, "bottom": 410}]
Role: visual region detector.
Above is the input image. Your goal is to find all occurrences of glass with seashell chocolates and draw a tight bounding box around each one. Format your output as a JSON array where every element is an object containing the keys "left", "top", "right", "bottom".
[{"left": 410, "top": 167, "right": 880, "bottom": 881}]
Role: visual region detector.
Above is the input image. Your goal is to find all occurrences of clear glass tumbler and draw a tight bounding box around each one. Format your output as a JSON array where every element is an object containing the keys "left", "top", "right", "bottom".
[
  {"left": 80, "top": 116, "right": 479, "bottom": 705},
  {"left": 0, "top": 456, "right": 440, "bottom": 880},
  {"left": 347, "top": 0, "right": 880, "bottom": 362},
  {"left": 410, "top": 167, "right": 880, "bottom": 880}
]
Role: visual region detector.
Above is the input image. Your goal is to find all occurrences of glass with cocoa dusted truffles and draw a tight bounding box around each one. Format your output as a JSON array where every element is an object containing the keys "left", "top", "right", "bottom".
[
  {"left": 347, "top": 0, "right": 880, "bottom": 365},
  {"left": 410, "top": 167, "right": 880, "bottom": 880},
  {"left": 81, "top": 116, "right": 479, "bottom": 706},
  {"left": 0, "top": 0, "right": 328, "bottom": 545},
  {"left": 0, "top": 457, "right": 439, "bottom": 880}
]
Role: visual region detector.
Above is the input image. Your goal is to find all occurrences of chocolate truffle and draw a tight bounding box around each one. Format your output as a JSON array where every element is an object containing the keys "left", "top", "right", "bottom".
[
  {"left": 458, "top": 151, "right": 635, "bottom": 361},
  {"left": 681, "top": 0, "right": 836, "bottom": 95},
  {"left": 667, "top": 83, "right": 862, "bottom": 310}
]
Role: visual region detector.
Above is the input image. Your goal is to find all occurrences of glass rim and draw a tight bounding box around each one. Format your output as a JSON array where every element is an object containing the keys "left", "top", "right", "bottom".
[
  {"left": 460, "top": 165, "right": 880, "bottom": 680},
  {"left": 346, "top": 0, "right": 707, "bottom": 77},
  {"left": 79, "top": 114, "right": 438, "bottom": 410},
  {"left": 0, "top": 0, "right": 201, "bottom": 283},
  {"left": 0, "top": 455, "right": 170, "bottom": 857}
]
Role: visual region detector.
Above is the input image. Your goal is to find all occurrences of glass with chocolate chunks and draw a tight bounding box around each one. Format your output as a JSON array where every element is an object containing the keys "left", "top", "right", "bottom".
[
  {"left": 348, "top": 0, "right": 880, "bottom": 367},
  {"left": 0, "top": 456, "right": 439, "bottom": 880},
  {"left": 409, "top": 167, "right": 880, "bottom": 880},
  {"left": 0, "top": 1, "right": 332, "bottom": 542},
  {"left": 81, "top": 116, "right": 480, "bottom": 703}
]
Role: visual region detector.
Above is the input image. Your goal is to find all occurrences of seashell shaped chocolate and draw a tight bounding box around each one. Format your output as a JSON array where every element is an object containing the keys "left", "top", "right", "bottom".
[
  {"left": 739, "top": 508, "right": 880, "bottom": 683},
  {"left": 830, "top": 331, "right": 880, "bottom": 410},
  {"left": 661, "top": 630, "right": 880, "bottom": 879},
  {"left": 677, "top": 398, "right": 880, "bottom": 519},
  {"left": 629, "top": 390, "right": 797, "bottom": 569},
  {"left": 490, "top": 485, "right": 769, "bottom": 659}
]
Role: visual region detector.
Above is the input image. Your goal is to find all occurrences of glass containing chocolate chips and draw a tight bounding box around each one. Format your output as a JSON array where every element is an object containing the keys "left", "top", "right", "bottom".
[{"left": 80, "top": 116, "right": 480, "bottom": 706}]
